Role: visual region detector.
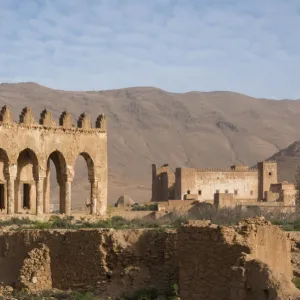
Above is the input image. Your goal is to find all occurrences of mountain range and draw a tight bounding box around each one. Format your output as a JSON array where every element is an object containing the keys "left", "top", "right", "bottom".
[{"left": 1, "top": 82, "right": 300, "bottom": 207}]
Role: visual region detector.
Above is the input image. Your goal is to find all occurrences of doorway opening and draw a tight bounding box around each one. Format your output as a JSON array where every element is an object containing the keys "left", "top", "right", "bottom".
[
  {"left": 23, "top": 183, "right": 31, "bottom": 209},
  {"left": 0, "top": 184, "right": 5, "bottom": 209}
]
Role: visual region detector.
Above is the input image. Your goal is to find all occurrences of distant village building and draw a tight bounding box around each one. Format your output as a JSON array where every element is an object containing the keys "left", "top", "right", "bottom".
[{"left": 152, "top": 161, "right": 296, "bottom": 208}]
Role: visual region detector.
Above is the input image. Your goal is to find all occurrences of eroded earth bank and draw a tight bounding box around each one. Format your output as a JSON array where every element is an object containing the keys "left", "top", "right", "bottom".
[{"left": 0, "top": 217, "right": 300, "bottom": 300}]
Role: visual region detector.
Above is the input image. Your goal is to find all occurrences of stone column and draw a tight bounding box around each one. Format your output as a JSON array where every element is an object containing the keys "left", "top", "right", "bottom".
[
  {"left": 96, "top": 169, "right": 107, "bottom": 215},
  {"left": 64, "top": 179, "right": 72, "bottom": 216},
  {"left": 36, "top": 178, "right": 44, "bottom": 215},
  {"left": 6, "top": 164, "right": 17, "bottom": 215},
  {"left": 44, "top": 161, "right": 51, "bottom": 213},
  {"left": 7, "top": 178, "right": 15, "bottom": 215},
  {"left": 90, "top": 179, "right": 98, "bottom": 215},
  {"left": 63, "top": 165, "right": 74, "bottom": 216}
]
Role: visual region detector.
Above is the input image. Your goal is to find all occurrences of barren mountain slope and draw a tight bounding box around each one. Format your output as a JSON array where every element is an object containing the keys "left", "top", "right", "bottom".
[
  {"left": 267, "top": 141, "right": 300, "bottom": 183},
  {"left": 0, "top": 82, "right": 300, "bottom": 207}
]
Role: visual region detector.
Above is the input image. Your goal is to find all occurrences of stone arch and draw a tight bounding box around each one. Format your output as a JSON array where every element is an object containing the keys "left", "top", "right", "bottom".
[
  {"left": 79, "top": 152, "right": 95, "bottom": 181},
  {"left": 0, "top": 148, "right": 9, "bottom": 212},
  {"left": 16, "top": 148, "right": 39, "bottom": 214},
  {"left": 44, "top": 151, "right": 67, "bottom": 214},
  {"left": 72, "top": 152, "right": 96, "bottom": 213}
]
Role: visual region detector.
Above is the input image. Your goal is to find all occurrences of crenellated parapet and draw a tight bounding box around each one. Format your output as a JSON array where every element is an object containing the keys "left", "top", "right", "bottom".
[
  {"left": 194, "top": 167, "right": 257, "bottom": 173},
  {"left": 0, "top": 106, "right": 107, "bottom": 132}
]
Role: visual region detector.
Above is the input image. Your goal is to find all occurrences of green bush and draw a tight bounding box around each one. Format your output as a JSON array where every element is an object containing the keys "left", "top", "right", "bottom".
[
  {"left": 0, "top": 217, "right": 33, "bottom": 226},
  {"left": 70, "top": 291, "right": 95, "bottom": 300},
  {"left": 132, "top": 203, "right": 158, "bottom": 211},
  {"left": 293, "top": 277, "right": 300, "bottom": 289}
]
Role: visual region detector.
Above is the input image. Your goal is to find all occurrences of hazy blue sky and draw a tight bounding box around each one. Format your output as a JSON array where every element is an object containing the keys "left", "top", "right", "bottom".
[{"left": 1, "top": 0, "right": 300, "bottom": 99}]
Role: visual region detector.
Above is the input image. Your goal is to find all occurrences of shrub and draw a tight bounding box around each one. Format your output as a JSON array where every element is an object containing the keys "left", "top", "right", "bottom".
[
  {"left": 132, "top": 203, "right": 158, "bottom": 211},
  {"left": 70, "top": 291, "right": 94, "bottom": 300},
  {"left": 293, "top": 277, "right": 300, "bottom": 289}
]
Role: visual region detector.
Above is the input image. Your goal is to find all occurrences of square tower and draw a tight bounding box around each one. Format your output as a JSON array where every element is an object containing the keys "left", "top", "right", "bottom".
[{"left": 257, "top": 161, "right": 278, "bottom": 201}]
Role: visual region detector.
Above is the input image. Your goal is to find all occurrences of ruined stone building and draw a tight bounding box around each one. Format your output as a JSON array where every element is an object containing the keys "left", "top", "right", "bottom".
[
  {"left": 152, "top": 161, "right": 296, "bottom": 206},
  {"left": 0, "top": 105, "right": 107, "bottom": 215}
]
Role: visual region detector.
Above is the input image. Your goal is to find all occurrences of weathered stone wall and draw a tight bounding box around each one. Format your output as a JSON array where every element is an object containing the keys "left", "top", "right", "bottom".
[
  {"left": 18, "top": 244, "right": 52, "bottom": 293},
  {"left": 0, "top": 106, "right": 107, "bottom": 215},
  {"left": 0, "top": 229, "right": 178, "bottom": 299},
  {"left": 0, "top": 219, "right": 298, "bottom": 299},
  {"left": 152, "top": 164, "right": 175, "bottom": 202},
  {"left": 177, "top": 218, "right": 298, "bottom": 300},
  {"left": 257, "top": 161, "right": 278, "bottom": 201},
  {"left": 156, "top": 161, "right": 294, "bottom": 207},
  {"left": 175, "top": 167, "right": 259, "bottom": 201}
]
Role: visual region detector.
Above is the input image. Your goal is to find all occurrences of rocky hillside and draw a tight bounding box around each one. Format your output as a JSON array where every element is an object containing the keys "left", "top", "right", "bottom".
[
  {"left": 267, "top": 141, "right": 300, "bottom": 183},
  {"left": 1, "top": 82, "right": 300, "bottom": 206}
]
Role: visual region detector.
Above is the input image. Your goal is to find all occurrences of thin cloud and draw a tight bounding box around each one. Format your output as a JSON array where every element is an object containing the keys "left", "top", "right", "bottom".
[{"left": 0, "top": 0, "right": 300, "bottom": 99}]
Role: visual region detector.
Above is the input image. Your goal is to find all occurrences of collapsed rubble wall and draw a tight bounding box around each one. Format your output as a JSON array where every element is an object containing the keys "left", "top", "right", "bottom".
[
  {"left": 0, "top": 229, "right": 178, "bottom": 298},
  {"left": 178, "top": 218, "right": 299, "bottom": 300},
  {"left": 0, "top": 218, "right": 299, "bottom": 300}
]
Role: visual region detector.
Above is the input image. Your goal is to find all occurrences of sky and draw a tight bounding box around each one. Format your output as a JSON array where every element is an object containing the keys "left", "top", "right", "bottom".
[{"left": 0, "top": 0, "right": 300, "bottom": 99}]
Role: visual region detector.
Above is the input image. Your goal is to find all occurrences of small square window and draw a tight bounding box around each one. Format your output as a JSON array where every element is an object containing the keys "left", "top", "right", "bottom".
[
  {"left": 269, "top": 172, "right": 272, "bottom": 176},
  {"left": 198, "top": 190, "right": 202, "bottom": 195},
  {"left": 234, "top": 190, "right": 238, "bottom": 195},
  {"left": 187, "top": 190, "right": 190, "bottom": 194}
]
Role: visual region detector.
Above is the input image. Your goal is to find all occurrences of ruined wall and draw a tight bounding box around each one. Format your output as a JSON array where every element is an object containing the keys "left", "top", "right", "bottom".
[
  {"left": 175, "top": 167, "right": 259, "bottom": 201},
  {"left": 151, "top": 164, "right": 175, "bottom": 202},
  {"left": 0, "top": 229, "right": 178, "bottom": 299},
  {"left": 177, "top": 218, "right": 297, "bottom": 300},
  {"left": 0, "top": 106, "right": 107, "bottom": 215},
  {"left": 243, "top": 202, "right": 296, "bottom": 214},
  {"left": 18, "top": 244, "right": 52, "bottom": 293},
  {"left": 270, "top": 182, "right": 297, "bottom": 205},
  {"left": 0, "top": 219, "right": 298, "bottom": 299}
]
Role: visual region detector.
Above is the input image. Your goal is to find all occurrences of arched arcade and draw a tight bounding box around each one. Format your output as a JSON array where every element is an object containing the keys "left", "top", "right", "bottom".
[{"left": 0, "top": 106, "right": 107, "bottom": 215}]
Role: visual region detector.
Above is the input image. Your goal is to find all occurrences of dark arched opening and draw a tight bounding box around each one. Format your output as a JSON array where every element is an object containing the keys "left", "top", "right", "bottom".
[
  {"left": 72, "top": 152, "right": 95, "bottom": 214},
  {"left": 16, "top": 149, "right": 38, "bottom": 214},
  {"left": 45, "top": 151, "right": 67, "bottom": 214}
]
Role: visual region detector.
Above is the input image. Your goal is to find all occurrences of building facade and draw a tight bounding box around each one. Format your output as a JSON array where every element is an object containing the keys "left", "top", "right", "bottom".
[
  {"left": 152, "top": 161, "right": 295, "bottom": 205},
  {"left": 0, "top": 105, "right": 107, "bottom": 215}
]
